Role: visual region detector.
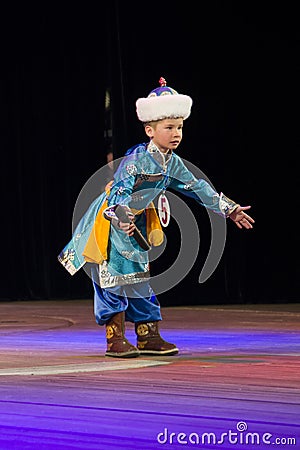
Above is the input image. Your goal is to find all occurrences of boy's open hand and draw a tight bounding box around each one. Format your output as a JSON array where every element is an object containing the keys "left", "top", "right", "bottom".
[{"left": 229, "top": 206, "right": 255, "bottom": 229}]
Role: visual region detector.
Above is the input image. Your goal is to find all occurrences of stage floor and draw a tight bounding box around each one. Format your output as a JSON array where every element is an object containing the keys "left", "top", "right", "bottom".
[{"left": 0, "top": 300, "right": 300, "bottom": 449}]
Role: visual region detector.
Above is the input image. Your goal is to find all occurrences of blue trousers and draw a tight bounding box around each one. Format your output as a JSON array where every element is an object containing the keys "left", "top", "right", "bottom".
[{"left": 91, "top": 265, "right": 162, "bottom": 326}]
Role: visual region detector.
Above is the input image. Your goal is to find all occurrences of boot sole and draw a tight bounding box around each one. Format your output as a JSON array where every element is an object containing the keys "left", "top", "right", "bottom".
[
  {"left": 105, "top": 351, "right": 140, "bottom": 358},
  {"left": 138, "top": 348, "right": 179, "bottom": 356}
]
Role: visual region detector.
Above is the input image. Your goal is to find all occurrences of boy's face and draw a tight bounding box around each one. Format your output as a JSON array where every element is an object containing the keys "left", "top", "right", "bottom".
[{"left": 145, "top": 118, "right": 183, "bottom": 153}]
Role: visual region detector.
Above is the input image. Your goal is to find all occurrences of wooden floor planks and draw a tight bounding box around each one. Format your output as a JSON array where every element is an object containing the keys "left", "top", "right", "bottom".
[{"left": 0, "top": 300, "right": 299, "bottom": 449}]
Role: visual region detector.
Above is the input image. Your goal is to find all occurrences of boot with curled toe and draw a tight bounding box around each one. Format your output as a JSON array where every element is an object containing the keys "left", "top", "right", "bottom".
[
  {"left": 105, "top": 312, "right": 140, "bottom": 358},
  {"left": 135, "top": 321, "right": 178, "bottom": 356}
]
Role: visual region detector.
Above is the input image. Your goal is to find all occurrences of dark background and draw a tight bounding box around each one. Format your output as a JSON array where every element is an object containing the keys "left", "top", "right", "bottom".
[{"left": 1, "top": 2, "right": 299, "bottom": 306}]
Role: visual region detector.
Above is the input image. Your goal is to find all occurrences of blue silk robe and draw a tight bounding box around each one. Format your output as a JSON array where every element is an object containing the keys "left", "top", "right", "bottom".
[{"left": 58, "top": 141, "right": 237, "bottom": 324}]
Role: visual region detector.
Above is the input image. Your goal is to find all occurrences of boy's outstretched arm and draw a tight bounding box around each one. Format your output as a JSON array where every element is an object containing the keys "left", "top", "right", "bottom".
[{"left": 229, "top": 205, "right": 255, "bottom": 229}]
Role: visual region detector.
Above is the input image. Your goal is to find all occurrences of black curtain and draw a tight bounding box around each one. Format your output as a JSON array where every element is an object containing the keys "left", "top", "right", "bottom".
[
  {"left": 1, "top": 2, "right": 299, "bottom": 304},
  {"left": 2, "top": 10, "right": 108, "bottom": 300}
]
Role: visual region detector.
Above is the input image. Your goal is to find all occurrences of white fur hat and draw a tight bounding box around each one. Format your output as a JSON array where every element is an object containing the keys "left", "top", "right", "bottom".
[{"left": 136, "top": 77, "right": 193, "bottom": 122}]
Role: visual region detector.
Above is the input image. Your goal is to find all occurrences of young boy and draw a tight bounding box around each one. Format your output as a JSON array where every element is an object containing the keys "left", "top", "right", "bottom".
[{"left": 58, "top": 77, "right": 254, "bottom": 358}]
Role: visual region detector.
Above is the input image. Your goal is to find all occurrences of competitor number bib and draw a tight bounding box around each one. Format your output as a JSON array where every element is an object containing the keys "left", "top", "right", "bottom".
[{"left": 158, "top": 193, "right": 170, "bottom": 227}]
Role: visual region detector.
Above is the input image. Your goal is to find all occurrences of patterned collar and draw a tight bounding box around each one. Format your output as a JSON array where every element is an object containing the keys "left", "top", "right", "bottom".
[{"left": 147, "top": 141, "right": 172, "bottom": 173}]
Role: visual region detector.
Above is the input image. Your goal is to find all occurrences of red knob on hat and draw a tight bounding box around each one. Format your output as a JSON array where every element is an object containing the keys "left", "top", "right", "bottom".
[{"left": 159, "top": 77, "right": 167, "bottom": 87}]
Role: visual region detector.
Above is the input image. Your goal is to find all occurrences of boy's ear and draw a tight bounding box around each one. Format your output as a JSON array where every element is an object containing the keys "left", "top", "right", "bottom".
[{"left": 144, "top": 124, "right": 153, "bottom": 138}]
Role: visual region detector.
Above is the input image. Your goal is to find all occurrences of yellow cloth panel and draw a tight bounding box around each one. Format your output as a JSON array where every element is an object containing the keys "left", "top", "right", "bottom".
[
  {"left": 82, "top": 199, "right": 110, "bottom": 264},
  {"left": 146, "top": 203, "right": 164, "bottom": 246},
  {"left": 82, "top": 180, "right": 164, "bottom": 264}
]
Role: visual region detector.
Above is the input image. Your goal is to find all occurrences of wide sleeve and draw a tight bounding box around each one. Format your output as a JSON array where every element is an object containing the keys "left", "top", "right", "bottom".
[
  {"left": 168, "top": 155, "right": 239, "bottom": 217},
  {"left": 107, "top": 149, "right": 142, "bottom": 208}
]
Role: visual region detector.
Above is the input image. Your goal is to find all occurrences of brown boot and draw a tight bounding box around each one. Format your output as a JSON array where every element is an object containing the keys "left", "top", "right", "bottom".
[
  {"left": 105, "top": 312, "right": 140, "bottom": 358},
  {"left": 135, "top": 321, "right": 178, "bottom": 356}
]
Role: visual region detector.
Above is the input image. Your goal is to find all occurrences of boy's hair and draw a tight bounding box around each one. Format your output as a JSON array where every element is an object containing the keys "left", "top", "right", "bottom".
[
  {"left": 143, "top": 117, "right": 183, "bottom": 128},
  {"left": 143, "top": 120, "right": 157, "bottom": 128}
]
